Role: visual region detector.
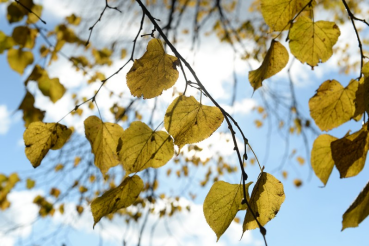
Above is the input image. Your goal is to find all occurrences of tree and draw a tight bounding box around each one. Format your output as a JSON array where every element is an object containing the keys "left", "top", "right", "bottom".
[{"left": 0, "top": 0, "right": 368, "bottom": 245}]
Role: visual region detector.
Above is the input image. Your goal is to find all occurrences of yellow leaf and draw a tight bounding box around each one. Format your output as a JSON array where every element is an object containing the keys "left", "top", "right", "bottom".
[
  {"left": 311, "top": 134, "right": 337, "bottom": 185},
  {"left": 26, "top": 178, "right": 35, "bottom": 189},
  {"left": 126, "top": 38, "right": 179, "bottom": 99},
  {"left": 50, "top": 187, "right": 61, "bottom": 198},
  {"left": 309, "top": 79, "right": 357, "bottom": 131},
  {"left": 293, "top": 179, "right": 302, "bottom": 187},
  {"left": 6, "top": 2, "right": 27, "bottom": 23},
  {"left": 249, "top": 40, "right": 289, "bottom": 91},
  {"left": 0, "top": 31, "right": 14, "bottom": 54},
  {"left": 76, "top": 205, "right": 84, "bottom": 215},
  {"left": 282, "top": 171, "right": 288, "bottom": 179},
  {"left": 203, "top": 181, "right": 252, "bottom": 241},
  {"left": 11, "top": 26, "right": 37, "bottom": 49},
  {"left": 18, "top": 91, "right": 45, "bottom": 127},
  {"left": 66, "top": 14, "right": 81, "bottom": 25},
  {"left": 342, "top": 181, "right": 369, "bottom": 230},
  {"left": 331, "top": 126, "right": 368, "bottom": 178},
  {"left": 296, "top": 156, "right": 305, "bottom": 165},
  {"left": 353, "top": 77, "right": 365, "bottom": 120},
  {"left": 84, "top": 116, "right": 124, "bottom": 176},
  {"left": 289, "top": 17, "right": 340, "bottom": 67},
  {"left": 91, "top": 175, "right": 143, "bottom": 228},
  {"left": 24, "top": 122, "right": 72, "bottom": 168},
  {"left": 27, "top": 4, "right": 43, "bottom": 24},
  {"left": 38, "top": 76, "right": 66, "bottom": 103},
  {"left": 119, "top": 121, "right": 174, "bottom": 174},
  {"left": 261, "top": 0, "right": 311, "bottom": 31},
  {"left": 164, "top": 95, "right": 224, "bottom": 150},
  {"left": 7, "top": 48, "right": 34, "bottom": 74},
  {"left": 243, "top": 172, "right": 285, "bottom": 231}
]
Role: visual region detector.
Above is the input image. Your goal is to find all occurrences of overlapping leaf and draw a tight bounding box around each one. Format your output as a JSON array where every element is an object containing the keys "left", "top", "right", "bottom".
[
  {"left": 7, "top": 48, "right": 34, "bottom": 74},
  {"left": 243, "top": 172, "right": 285, "bottom": 231},
  {"left": 261, "top": 0, "right": 311, "bottom": 31},
  {"left": 249, "top": 40, "right": 289, "bottom": 91},
  {"left": 119, "top": 121, "right": 174, "bottom": 174},
  {"left": 24, "top": 122, "right": 72, "bottom": 168},
  {"left": 18, "top": 91, "right": 45, "bottom": 127},
  {"left": 309, "top": 79, "right": 357, "bottom": 131},
  {"left": 311, "top": 134, "right": 337, "bottom": 185},
  {"left": 84, "top": 116, "right": 124, "bottom": 176},
  {"left": 164, "top": 95, "right": 224, "bottom": 150},
  {"left": 91, "top": 175, "right": 143, "bottom": 228},
  {"left": 289, "top": 16, "right": 340, "bottom": 67},
  {"left": 342, "top": 181, "right": 369, "bottom": 230},
  {"left": 331, "top": 126, "right": 368, "bottom": 178},
  {"left": 126, "top": 38, "right": 179, "bottom": 99},
  {"left": 203, "top": 181, "right": 252, "bottom": 240}
]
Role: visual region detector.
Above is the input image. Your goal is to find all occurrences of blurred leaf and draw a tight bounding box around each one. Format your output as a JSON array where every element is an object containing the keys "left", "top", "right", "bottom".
[{"left": 7, "top": 48, "right": 34, "bottom": 74}]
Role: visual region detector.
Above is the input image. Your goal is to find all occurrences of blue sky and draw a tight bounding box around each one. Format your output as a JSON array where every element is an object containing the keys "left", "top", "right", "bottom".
[{"left": 1, "top": 1, "right": 369, "bottom": 246}]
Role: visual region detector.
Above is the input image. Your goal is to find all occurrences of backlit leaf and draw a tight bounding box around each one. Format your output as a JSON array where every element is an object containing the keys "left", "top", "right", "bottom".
[
  {"left": 91, "top": 175, "right": 143, "bottom": 228},
  {"left": 126, "top": 38, "right": 179, "bottom": 99},
  {"left": 243, "top": 172, "right": 285, "bottom": 231},
  {"left": 311, "top": 134, "right": 337, "bottom": 185},
  {"left": 164, "top": 95, "right": 224, "bottom": 150},
  {"left": 18, "top": 91, "right": 45, "bottom": 127},
  {"left": 26, "top": 178, "right": 35, "bottom": 189},
  {"left": 289, "top": 16, "right": 340, "bottom": 67},
  {"left": 342, "top": 181, "right": 369, "bottom": 230},
  {"left": 84, "top": 116, "right": 124, "bottom": 176},
  {"left": 119, "top": 121, "right": 174, "bottom": 174},
  {"left": 261, "top": 0, "right": 311, "bottom": 31},
  {"left": 11, "top": 26, "right": 37, "bottom": 49},
  {"left": 7, "top": 48, "right": 34, "bottom": 74},
  {"left": 0, "top": 31, "right": 14, "bottom": 54},
  {"left": 309, "top": 79, "right": 357, "bottom": 131},
  {"left": 249, "top": 40, "right": 289, "bottom": 91},
  {"left": 203, "top": 181, "right": 252, "bottom": 241},
  {"left": 331, "top": 126, "right": 368, "bottom": 178},
  {"left": 26, "top": 4, "right": 43, "bottom": 24},
  {"left": 24, "top": 122, "right": 72, "bottom": 168},
  {"left": 353, "top": 77, "right": 365, "bottom": 120},
  {"left": 38, "top": 76, "right": 66, "bottom": 103}
]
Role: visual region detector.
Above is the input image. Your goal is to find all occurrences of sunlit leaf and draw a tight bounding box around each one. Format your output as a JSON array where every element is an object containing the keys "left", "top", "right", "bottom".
[
  {"left": 18, "top": 91, "right": 45, "bottom": 127},
  {"left": 11, "top": 26, "right": 37, "bottom": 49},
  {"left": 26, "top": 4, "right": 43, "bottom": 24},
  {"left": 126, "top": 38, "right": 179, "bottom": 99},
  {"left": 203, "top": 181, "right": 252, "bottom": 241},
  {"left": 66, "top": 14, "right": 81, "bottom": 25},
  {"left": 91, "top": 175, "right": 143, "bottom": 228},
  {"left": 331, "top": 126, "right": 368, "bottom": 178},
  {"left": 84, "top": 116, "right": 124, "bottom": 176},
  {"left": 119, "top": 121, "right": 174, "bottom": 174},
  {"left": 164, "top": 95, "right": 224, "bottom": 150},
  {"left": 294, "top": 179, "right": 302, "bottom": 187},
  {"left": 249, "top": 40, "right": 289, "bottom": 91},
  {"left": 243, "top": 172, "right": 285, "bottom": 231},
  {"left": 26, "top": 178, "right": 35, "bottom": 189},
  {"left": 342, "top": 181, "right": 369, "bottom": 230},
  {"left": 0, "top": 31, "right": 14, "bottom": 54},
  {"left": 7, "top": 48, "right": 34, "bottom": 74},
  {"left": 38, "top": 76, "right": 66, "bottom": 103},
  {"left": 289, "top": 16, "right": 340, "bottom": 67},
  {"left": 311, "top": 134, "right": 337, "bottom": 185},
  {"left": 261, "top": 0, "right": 311, "bottom": 31},
  {"left": 24, "top": 122, "right": 72, "bottom": 168},
  {"left": 309, "top": 79, "right": 357, "bottom": 131}
]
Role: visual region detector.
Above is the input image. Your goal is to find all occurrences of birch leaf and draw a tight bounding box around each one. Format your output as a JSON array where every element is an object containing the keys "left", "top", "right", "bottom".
[
  {"left": 24, "top": 122, "right": 72, "bottom": 168},
  {"left": 119, "top": 121, "right": 174, "bottom": 174},
  {"left": 289, "top": 16, "right": 340, "bottom": 67},
  {"left": 311, "top": 134, "right": 338, "bottom": 185},
  {"left": 309, "top": 79, "right": 357, "bottom": 131},
  {"left": 7, "top": 48, "right": 34, "bottom": 74},
  {"left": 243, "top": 172, "right": 285, "bottom": 231},
  {"left": 84, "top": 116, "right": 124, "bottom": 176},
  {"left": 249, "top": 40, "right": 289, "bottom": 91},
  {"left": 164, "top": 95, "right": 224, "bottom": 150},
  {"left": 91, "top": 175, "right": 143, "bottom": 228},
  {"left": 126, "top": 38, "right": 179, "bottom": 99}
]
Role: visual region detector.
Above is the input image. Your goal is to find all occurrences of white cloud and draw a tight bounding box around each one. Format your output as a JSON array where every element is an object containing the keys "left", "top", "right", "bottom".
[{"left": 0, "top": 105, "right": 11, "bottom": 135}]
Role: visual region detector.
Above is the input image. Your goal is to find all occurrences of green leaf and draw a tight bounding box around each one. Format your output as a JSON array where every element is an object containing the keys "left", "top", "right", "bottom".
[
  {"left": 126, "top": 38, "right": 179, "bottom": 99},
  {"left": 119, "top": 121, "right": 174, "bottom": 174},
  {"left": 203, "top": 181, "right": 252, "bottom": 241},
  {"left": 249, "top": 40, "right": 289, "bottom": 91},
  {"left": 289, "top": 16, "right": 340, "bottom": 67},
  {"left": 164, "top": 95, "right": 224, "bottom": 150},
  {"left": 311, "top": 134, "right": 337, "bottom": 186},
  {"left": 331, "top": 126, "right": 368, "bottom": 178},
  {"left": 243, "top": 172, "right": 285, "bottom": 231},
  {"left": 84, "top": 116, "right": 124, "bottom": 176},
  {"left": 24, "top": 122, "right": 72, "bottom": 168},
  {"left": 342, "top": 181, "right": 369, "bottom": 230},
  {"left": 309, "top": 79, "right": 357, "bottom": 131},
  {"left": 7, "top": 48, "right": 34, "bottom": 74},
  {"left": 91, "top": 175, "right": 143, "bottom": 228}
]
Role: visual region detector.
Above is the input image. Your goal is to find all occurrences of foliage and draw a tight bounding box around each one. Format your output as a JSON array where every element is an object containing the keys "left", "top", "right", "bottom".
[{"left": 0, "top": 0, "right": 369, "bottom": 244}]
